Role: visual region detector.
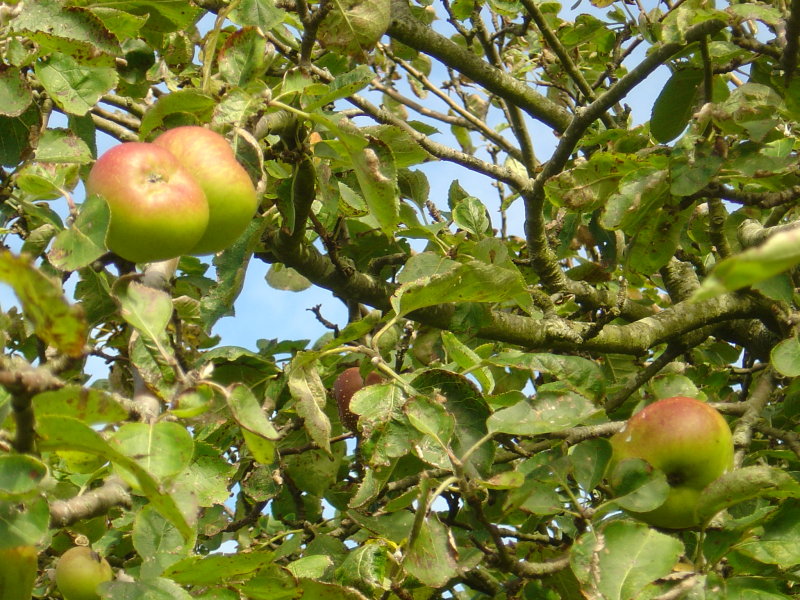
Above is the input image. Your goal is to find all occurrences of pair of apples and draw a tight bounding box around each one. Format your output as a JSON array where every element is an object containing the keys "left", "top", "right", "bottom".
[{"left": 87, "top": 126, "right": 258, "bottom": 263}]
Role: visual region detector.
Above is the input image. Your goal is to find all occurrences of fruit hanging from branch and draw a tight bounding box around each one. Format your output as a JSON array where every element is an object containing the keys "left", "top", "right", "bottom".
[
  {"left": 153, "top": 126, "right": 259, "bottom": 255},
  {"left": 86, "top": 142, "right": 209, "bottom": 264},
  {"left": 608, "top": 395, "right": 734, "bottom": 529},
  {"left": 55, "top": 546, "right": 113, "bottom": 600},
  {"left": 333, "top": 366, "right": 384, "bottom": 431}
]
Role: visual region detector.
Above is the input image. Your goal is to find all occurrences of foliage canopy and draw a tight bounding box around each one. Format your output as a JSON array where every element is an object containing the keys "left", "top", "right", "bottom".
[{"left": 2, "top": 0, "right": 800, "bottom": 598}]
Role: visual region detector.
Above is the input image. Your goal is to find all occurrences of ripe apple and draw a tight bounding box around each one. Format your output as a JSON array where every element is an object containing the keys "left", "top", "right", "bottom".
[
  {"left": 609, "top": 396, "right": 734, "bottom": 529},
  {"left": 0, "top": 545, "right": 37, "bottom": 599},
  {"left": 152, "top": 126, "right": 258, "bottom": 255},
  {"left": 86, "top": 142, "right": 209, "bottom": 263},
  {"left": 55, "top": 546, "right": 112, "bottom": 600},
  {"left": 333, "top": 367, "right": 383, "bottom": 431}
]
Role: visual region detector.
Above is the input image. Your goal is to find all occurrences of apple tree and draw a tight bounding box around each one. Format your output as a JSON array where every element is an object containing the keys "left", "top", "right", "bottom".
[{"left": 2, "top": 0, "right": 800, "bottom": 597}]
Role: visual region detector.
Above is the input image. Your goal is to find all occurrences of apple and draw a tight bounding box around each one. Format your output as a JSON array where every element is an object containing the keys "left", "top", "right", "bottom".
[
  {"left": 55, "top": 546, "right": 112, "bottom": 600},
  {"left": 0, "top": 545, "right": 37, "bottom": 599},
  {"left": 609, "top": 396, "right": 734, "bottom": 529},
  {"left": 333, "top": 367, "right": 383, "bottom": 431},
  {"left": 153, "top": 126, "right": 258, "bottom": 255},
  {"left": 86, "top": 142, "right": 209, "bottom": 263}
]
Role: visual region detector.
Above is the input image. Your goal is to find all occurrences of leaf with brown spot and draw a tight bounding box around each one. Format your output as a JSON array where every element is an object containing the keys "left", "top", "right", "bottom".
[{"left": 0, "top": 251, "right": 87, "bottom": 357}]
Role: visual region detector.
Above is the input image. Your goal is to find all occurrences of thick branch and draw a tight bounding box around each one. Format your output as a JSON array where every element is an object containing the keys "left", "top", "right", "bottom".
[
  {"left": 700, "top": 182, "right": 800, "bottom": 209},
  {"left": 783, "top": 0, "right": 800, "bottom": 83},
  {"left": 258, "top": 230, "right": 766, "bottom": 354},
  {"left": 49, "top": 477, "right": 132, "bottom": 527},
  {"left": 387, "top": 0, "right": 572, "bottom": 132},
  {"left": 732, "top": 369, "right": 776, "bottom": 468}
]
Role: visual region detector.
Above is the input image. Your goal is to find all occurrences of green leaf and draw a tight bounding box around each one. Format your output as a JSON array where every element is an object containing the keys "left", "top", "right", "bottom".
[
  {"left": 670, "top": 149, "right": 724, "bottom": 196},
  {"left": 626, "top": 204, "right": 693, "bottom": 274},
  {"left": 100, "top": 578, "right": 194, "bottom": 600},
  {"left": 403, "top": 514, "right": 459, "bottom": 587},
  {"left": 110, "top": 422, "right": 195, "bottom": 482},
  {"left": 0, "top": 66, "right": 33, "bottom": 117},
  {"left": 696, "top": 466, "right": 800, "bottom": 525},
  {"left": 133, "top": 505, "right": 189, "bottom": 580},
  {"left": 74, "top": 268, "right": 116, "bottom": 326},
  {"left": 452, "top": 196, "right": 490, "bottom": 237},
  {"left": 114, "top": 279, "right": 172, "bottom": 342},
  {"left": 0, "top": 455, "right": 47, "bottom": 496},
  {"left": 317, "top": 0, "right": 390, "bottom": 57},
  {"left": 286, "top": 555, "right": 333, "bottom": 579},
  {"left": 771, "top": 336, "right": 800, "bottom": 377},
  {"left": 218, "top": 27, "right": 268, "bottom": 87},
  {"left": 298, "top": 579, "right": 370, "bottom": 600},
  {"left": 0, "top": 496, "right": 50, "bottom": 549},
  {"left": 737, "top": 500, "right": 800, "bottom": 569},
  {"left": 287, "top": 353, "right": 332, "bottom": 456},
  {"left": 608, "top": 458, "right": 671, "bottom": 513},
  {"left": 265, "top": 263, "right": 312, "bottom": 292},
  {"left": 721, "top": 577, "right": 794, "bottom": 600},
  {"left": 34, "top": 128, "right": 93, "bottom": 163},
  {"left": 440, "top": 330, "right": 494, "bottom": 392},
  {"left": 488, "top": 351, "right": 605, "bottom": 402},
  {"left": 35, "top": 54, "right": 117, "bottom": 116},
  {"left": 343, "top": 136, "right": 400, "bottom": 237},
  {"left": 229, "top": 0, "right": 286, "bottom": 30},
  {"left": 165, "top": 552, "right": 276, "bottom": 586},
  {"left": 32, "top": 384, "right": 127, "bottom": 425},
  {"left": 601, "top": 166, "right": 670, "bottom": 233},
  {"left": 405, "top": 395, "right": 455, "bottom": 445},
  {"left": 49, "top": 194, "right": 110, "bottom": 271},
  {"left": 0, "top": 105, "right": 40, "bottom": 167},
  {"left": 487, "top": 392, "right": 601, "bottom": 436},
  {"left": 305, "top": 65, "right": 374, "bottom": 111},
  {"left": 571, "top": 521, "right": 683, "bottom": 600},
  {"left": 200, "top": 216, "right": 268, "bottom": 328},
  {"left": 728, "top": 3, "right": 782, "bottom": 26},
  {"left": 545, "top": 152, "right": 635, "bottom": 212},
  {"left": 227, "top": 384, "right": 279, "bottom": 464},
  {"left": 139, "top": 90, "right": 217, "bottom": 138},
  {"left": 350, "top": 382, "right": 406, "bottom": 426},
  {"left": 11, "top": 0, "right": 120, "bottom": 63},
  {"left": 650, "top": 68, "right": 704, "bottom": 143},
  {"left": 89, "top": 7, "right": 148, "bottom": 38},
  {"left": 334, "top": 542, "right": 390, "bottom": 596},
  {"left": 0, "top": 251, "right": 88, "bottom": 357},
  {"left": 410, "top": 370, "right": 493, "bottom": 477},
  {"left": 570, "top": 438, "right": 612, "bottom": 492},
  {"left": 692, "top": 227, "right": 800, "bottom": 301},
  {"left": 36, "top": 416, "right": 194, "bottom": 542},
  {"left": 392, "top": 260, "right": 527, "bottom": 317}
]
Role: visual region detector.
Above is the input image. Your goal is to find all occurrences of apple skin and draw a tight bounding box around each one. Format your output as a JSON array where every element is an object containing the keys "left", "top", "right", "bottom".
[
  {"left": 153, "top": 126, "right": 258, "bottom": 255},
  {"left": 87, "top": 142, "right": 209, "bottom": 263},
  {"left": 609, "top": 396, "right": 734, "bottom": 529},
  {"left": 55, "top": 546, "right": 112, "bottom": 600},
  {"left": 0, "top": 545, "right": 37, "bottom": 600},
  {"left": 333, "top": 367, "right": 383, "bottom": 431}
]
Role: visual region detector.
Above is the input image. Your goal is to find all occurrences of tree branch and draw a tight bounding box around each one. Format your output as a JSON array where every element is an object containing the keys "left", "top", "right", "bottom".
[
  {"left": 258, "top": 229, "right": 767, "bottom": 354},
  {"left": 49, "top": 477, "right": 132, "bottom": 527},
  {"left": 387, "top": 0, "right": 572, "bottom": 132}
]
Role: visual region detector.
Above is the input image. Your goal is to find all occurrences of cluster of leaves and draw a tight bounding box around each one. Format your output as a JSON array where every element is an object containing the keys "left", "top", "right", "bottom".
[{"left": 2, "top": 0, "right": 800, "bottom": 598}]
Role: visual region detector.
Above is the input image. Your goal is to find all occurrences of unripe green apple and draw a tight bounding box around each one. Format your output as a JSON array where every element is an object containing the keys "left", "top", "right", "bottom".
[
  {"left": 152, "top": 126, "right": 258, "bottom": 255},
  {"left": 0, "top": 545, "right": 37, "bottom": 600},
  {"left": 86, "top": 142, "right": 209, "bottom": 263},
  {"left": 333, "top": 367, "right": 383, "bottom": 431},
  {"left": 609, "top": 396, "right": 734, "bottom": 529},
  {"left": 55, "top": 546, "right": 112, "bottom": 600}
]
